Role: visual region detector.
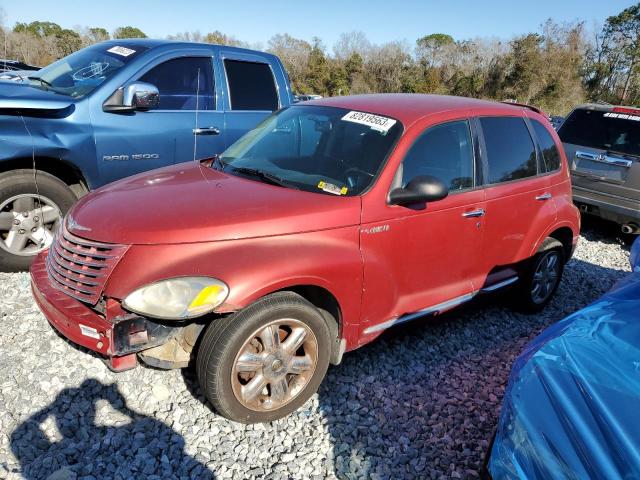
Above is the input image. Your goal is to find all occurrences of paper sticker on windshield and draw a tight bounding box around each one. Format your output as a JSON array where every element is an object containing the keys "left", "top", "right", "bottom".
[
  {"left": 342, "top": 111, "right": 397, "bottom": 133},
  {"left": 107, "top": 46, "right": 136, "bottom": 57},
  {"left": 604, "top": 112, "right": 640, "bottom": 121},
  {"left": 318, "top": 181, "right": 348, "bottom": 195}
]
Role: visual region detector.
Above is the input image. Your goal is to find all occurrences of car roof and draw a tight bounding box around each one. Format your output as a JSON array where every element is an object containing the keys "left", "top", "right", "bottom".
[
  {"left": 96, "top": 39, "right": 274, "bottom": 58},
  {"left": 303, "top": 93, "right": 532, "bottom": 126}
]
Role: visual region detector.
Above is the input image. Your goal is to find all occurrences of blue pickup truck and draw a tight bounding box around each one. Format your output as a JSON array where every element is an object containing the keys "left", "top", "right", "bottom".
[{"left": 0, "top": 39, "right": 293, "bottom": 270}]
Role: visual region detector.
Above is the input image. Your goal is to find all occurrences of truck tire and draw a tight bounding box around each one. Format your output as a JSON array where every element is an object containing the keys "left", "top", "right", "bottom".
[
  {"left": 0, "top": 170, "right": 77, "bottom": 272},
  {"left": 513, "top": 238, "right": 565, "bottom": 313},
  {"left": 196, "top": 292, "right": 331, "bottom": 423}
]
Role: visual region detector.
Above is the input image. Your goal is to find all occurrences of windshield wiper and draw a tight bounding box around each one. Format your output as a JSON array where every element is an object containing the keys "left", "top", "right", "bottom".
[
  {"left": 231, "top": 166, "right": 298, "bottom": 189},
  {"left": 27, "top": 76, "right": 53, "bottom": 89}
]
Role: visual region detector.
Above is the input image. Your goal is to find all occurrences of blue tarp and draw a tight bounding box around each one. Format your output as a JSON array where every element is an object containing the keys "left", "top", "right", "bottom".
[{"left": 489, "top": 238, "right": 640, "bottom": 479}]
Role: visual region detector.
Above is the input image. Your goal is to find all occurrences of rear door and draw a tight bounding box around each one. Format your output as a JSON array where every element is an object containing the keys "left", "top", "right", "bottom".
[
  {"left": 219, "top": 51, "right": 281, "bottom": 148},
  {"left": 477, "top": 115, "right": 557, "bottom": 269},
  {"left": 558, "top": 108, "right": 640, "bottom": 204}
]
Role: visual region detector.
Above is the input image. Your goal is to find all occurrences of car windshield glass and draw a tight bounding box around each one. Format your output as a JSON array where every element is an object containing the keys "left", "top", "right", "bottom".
[
  {"left": 559, "top": 109, "right": 640, "bottom": 157},
  {"left": 28, "top": 43, "right": 149, "bottom": 98},
  {"left": 218, "top": 105, "right": 402, "bottom": 196}
]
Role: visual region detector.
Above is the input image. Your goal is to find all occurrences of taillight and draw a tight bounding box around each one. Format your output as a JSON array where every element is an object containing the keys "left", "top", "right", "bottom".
[{"left": 612, "top": 107, "right": 640, "bottom": 115}]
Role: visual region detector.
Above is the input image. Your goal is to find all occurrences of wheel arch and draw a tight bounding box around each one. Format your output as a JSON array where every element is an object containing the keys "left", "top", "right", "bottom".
[
  {"left": 0, "top": 157, "right": 89, "bottom": 198},
  {"left": 531, "top": 222, "right": 577, "bottom": 260},
  {"left": 222, "top": 279, "right": 347, "bottom": 364}
]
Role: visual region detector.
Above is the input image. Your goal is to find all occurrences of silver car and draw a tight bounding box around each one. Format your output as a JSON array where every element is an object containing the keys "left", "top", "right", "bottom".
[{"left": 558, "top": 103, "right": 640, "bottom": 234}]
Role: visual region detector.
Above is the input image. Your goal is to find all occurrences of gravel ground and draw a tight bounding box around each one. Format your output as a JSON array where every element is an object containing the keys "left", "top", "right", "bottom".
[{"left": 0, "top": 222, "right": 633, "bottom": 480}]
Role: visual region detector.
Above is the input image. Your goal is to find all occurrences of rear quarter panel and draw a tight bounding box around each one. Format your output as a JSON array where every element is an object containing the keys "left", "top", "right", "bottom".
[{"left": 104, "top": 227, "right": 363, "bottom": 349}]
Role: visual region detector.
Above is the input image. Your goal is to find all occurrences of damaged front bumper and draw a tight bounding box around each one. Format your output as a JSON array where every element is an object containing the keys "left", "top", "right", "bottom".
[{"left": 30, "top": 251, "right": 187, "bottom": 371}]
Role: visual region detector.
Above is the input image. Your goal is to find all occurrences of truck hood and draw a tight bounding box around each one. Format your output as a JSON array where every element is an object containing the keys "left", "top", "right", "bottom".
[
  {"left": 67, "top": 162, "right": 362, "bottom": 245},
  {"left": 0, "top": 82, "right": 75, "bottom": 113}
]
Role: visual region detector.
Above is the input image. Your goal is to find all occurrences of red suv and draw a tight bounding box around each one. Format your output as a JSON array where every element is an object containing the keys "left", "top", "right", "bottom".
[{"left": 31, "top": 94, "right": 580, "bottom": 423}]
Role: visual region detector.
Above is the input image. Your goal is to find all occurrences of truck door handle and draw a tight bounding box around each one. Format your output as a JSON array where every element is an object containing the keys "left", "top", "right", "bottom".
[
  {"left": 193, "top": 127, "right": 220, "bottom": 136},
  {"left": 535, "top": 193, "right": 552, "bottom": 201},
  {"left": 462, "top": 209, "right": 485, "bottom": 218}
]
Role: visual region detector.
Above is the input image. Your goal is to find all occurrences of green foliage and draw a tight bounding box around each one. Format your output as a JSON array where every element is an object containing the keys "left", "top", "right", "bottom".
[
  {"left": 88, "top": 27, "right": 110, "bottom": 43},
  {"left": 306, "top": 38, "right": 330, "bottom": 95},
  {"left": 204, "top": 31, "right": 242, "bottom": 46},
  {"left": 113, "top": 26, "right": 147, "bottom": 39}
]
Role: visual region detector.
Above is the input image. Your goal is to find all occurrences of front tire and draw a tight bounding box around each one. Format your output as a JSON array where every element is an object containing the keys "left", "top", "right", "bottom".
[
  {"left": 514, "top": 238, "right": 565, "bottom": 313},
  {"left": 196, "top": 292, "right": 331, "bottom": 423},
  {"left": 0, "top": 170, "right": 77, "bottom": 272}
]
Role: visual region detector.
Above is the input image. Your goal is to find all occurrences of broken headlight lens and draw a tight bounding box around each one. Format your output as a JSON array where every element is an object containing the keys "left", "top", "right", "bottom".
[{"left": 122, "top": 277, "right": 229, "bottom": 320}]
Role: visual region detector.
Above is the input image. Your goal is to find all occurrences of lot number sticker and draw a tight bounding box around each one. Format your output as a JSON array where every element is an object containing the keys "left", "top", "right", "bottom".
[
  {"left": 342, "top": 111, "right": 397, "bottom": 133},
  {"left": 107, "top": 46, "right": 136, "bottom": 57}
]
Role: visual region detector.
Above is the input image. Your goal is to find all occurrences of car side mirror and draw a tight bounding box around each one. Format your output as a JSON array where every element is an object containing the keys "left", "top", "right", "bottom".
[
  {"left": 103, "top": 81, "right": 159, "bottom": 112},
  {"left": 388, "top": 175, "right": 449, "bottom": 206}
]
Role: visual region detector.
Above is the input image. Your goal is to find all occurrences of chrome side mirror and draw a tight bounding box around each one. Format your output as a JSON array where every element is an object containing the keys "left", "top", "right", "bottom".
[{"left": 103, "top": 81, "right": 159, "bottom": 112}]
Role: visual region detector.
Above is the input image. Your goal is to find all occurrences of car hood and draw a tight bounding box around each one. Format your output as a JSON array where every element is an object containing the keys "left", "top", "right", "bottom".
[
  {"left": 67, "top": 162, "right": 362, "bottom": 245},
  {"left": 0, "top": 81, "right": 75, "bottom": 113}
]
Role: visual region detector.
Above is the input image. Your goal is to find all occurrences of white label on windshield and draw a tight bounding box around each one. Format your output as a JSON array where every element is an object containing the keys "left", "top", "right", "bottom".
[
  {"left": 604, "top": 112, "right": 640, "bottom": 121},
  {"left": 107, "top": 46, "right": 136, "bottom": 57},
  {"left": 342, "top": 111, "right": 397, "bottom": 133}
]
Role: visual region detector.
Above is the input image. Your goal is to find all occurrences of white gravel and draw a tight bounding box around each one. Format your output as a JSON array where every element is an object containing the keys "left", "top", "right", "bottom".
[{"left": 0, "top": 224, "right": 632, "bottom": 480}]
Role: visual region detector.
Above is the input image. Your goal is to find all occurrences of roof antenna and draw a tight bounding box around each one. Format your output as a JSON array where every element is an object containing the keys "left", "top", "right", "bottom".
[{"left": 193, "top": 67, "right": 200, "bottom": 162}]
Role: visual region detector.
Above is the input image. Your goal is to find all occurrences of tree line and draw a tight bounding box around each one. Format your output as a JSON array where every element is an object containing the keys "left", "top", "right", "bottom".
[{"left": 1, "top": 3, "right": 640, "bottom": 115}]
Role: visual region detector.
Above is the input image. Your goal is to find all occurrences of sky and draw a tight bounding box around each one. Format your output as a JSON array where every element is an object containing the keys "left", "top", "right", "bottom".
[{"left": 1, "top": 0, "right": 636, "bottom": 49}]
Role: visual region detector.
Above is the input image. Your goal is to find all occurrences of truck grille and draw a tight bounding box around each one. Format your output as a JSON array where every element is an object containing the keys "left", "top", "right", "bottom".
[{"left": 45, "top": 226, "right": 129, "bottom": 304}]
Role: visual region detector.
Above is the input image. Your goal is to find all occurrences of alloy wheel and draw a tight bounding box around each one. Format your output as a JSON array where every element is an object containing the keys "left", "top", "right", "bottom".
[
  {"left": 531, "top": 250, "right": 561, "bottom": 304},
  {"left": 231, "top": 318, "right": 318, "bottom": 412},
  {"left": 0, "top": 194, "right": 62, "bottom": 256}
]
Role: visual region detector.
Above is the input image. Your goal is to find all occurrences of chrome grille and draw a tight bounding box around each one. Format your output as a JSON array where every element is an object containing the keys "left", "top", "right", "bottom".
[{"left": 45, "top": 226, "right": 128, "bottom": 304}]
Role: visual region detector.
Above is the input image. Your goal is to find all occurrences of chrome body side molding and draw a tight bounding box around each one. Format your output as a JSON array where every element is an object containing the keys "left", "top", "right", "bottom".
[{"left": 363, "top": 276, "right": 519, "bottom": 335}]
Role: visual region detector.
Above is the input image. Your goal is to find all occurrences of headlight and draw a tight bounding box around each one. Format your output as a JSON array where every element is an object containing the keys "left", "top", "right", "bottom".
[{"left": 122, "top": 277, "right": 229, "bottom": 320}]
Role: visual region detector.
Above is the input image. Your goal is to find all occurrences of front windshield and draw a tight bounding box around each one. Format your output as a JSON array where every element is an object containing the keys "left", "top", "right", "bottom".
[
  {"left": 219, "top": 105, "right": 403, "bottom": 196},
  {"left": 28, "top": 43, "right": 149, "bottom": 98}
]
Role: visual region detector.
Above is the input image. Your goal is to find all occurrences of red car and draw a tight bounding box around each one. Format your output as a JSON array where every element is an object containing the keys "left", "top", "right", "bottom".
[{"left": 31, "top": 94, "right": 580, "bottom": 423}]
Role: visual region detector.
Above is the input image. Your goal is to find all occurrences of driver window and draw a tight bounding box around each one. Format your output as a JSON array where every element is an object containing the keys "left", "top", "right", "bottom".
[
  {"left": 139, "top": 57, "right": 215, "bottom": 111},
  {"left": 401, "top": 120, "right": 474, "bottom": 191}
]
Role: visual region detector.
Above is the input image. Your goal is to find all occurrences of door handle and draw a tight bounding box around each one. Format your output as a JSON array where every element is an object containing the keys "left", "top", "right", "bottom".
[
  {"left": 193, "top": 127, "right": 220, "bottom": 136},
  {"left": 462, "top": 208, "right": 485, "bottom": 218},
  {"left": 535, "top": 193, "right": 552, "bottom": 201}
]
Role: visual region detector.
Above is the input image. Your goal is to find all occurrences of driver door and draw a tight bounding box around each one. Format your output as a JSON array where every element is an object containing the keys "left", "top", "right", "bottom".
[
  {"left": 360, "top": 116, "right": 486, "bottom": 332},
  {"left": 91, "top": 55, "right": 224, "bottom": 186}
]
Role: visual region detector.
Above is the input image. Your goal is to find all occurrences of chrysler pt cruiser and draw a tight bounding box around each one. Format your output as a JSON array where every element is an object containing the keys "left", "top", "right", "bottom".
[{"left": 31, "top": 94, "right": 580, "bottom": 423}]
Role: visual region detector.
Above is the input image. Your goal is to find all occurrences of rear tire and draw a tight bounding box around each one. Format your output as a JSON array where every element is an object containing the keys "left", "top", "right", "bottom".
[
  {"left": 196, "top": 292, "right": 331, "bottom": 423},
  {"left": 513, "top": 238, "right": 565, "bottom": 313},
  {"left": 0, "top": 170, "right": 76, "bottom": 272}
]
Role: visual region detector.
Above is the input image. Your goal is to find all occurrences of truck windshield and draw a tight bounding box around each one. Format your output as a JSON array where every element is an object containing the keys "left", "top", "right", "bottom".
[
  {"left": 559, "top": 109, "right": 640, "bottom": 157},
  {"left": 219, "top": 105, "right": 403, "bottom": 196},
  {"left": 28, "top": 43, "right": 149, "bottom": 98}
]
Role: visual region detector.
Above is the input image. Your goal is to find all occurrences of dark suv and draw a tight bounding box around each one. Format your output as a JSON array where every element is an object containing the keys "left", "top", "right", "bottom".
[{"left": 558, "top": 104, "right": 640, "bottom": 234}]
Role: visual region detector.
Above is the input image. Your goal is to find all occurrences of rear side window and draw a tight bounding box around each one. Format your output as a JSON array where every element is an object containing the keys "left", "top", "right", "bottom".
[
  {"left": 480, "top": 117, "right": 537, "bottom": 184},
  {"left": 531, "top": 119, "right": 561, "bottom": 172},
  {"left": 401, "top": 120, "right": 474, "bottom": 192},
  {"left": 140, "top": 57, "right": 215, "bottom": 110},
  {"left": 559, "top": 109, "right": 640, "bottom": 157},
  {"left": 224, "top": 59, "right": 278, "bottom": 111}
]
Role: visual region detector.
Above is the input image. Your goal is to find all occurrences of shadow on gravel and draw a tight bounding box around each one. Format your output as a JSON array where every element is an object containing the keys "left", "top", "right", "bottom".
[
  {"left": 10, "top": 379, "right": 214, "bottom": 480},
  {"left": 317, "top": 256, "right": 628, "bottom": 479}
]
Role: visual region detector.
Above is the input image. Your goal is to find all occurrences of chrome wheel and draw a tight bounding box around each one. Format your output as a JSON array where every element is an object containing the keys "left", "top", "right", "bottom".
[
  {"left": 0, "top": 194, "right": 62, "bottom": 256},
  {"left": 231, "top": 319, "right": 318, "bottom": 412},
  {"left": 531, "top": 250, "right": 561, "bottom": 304}
]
